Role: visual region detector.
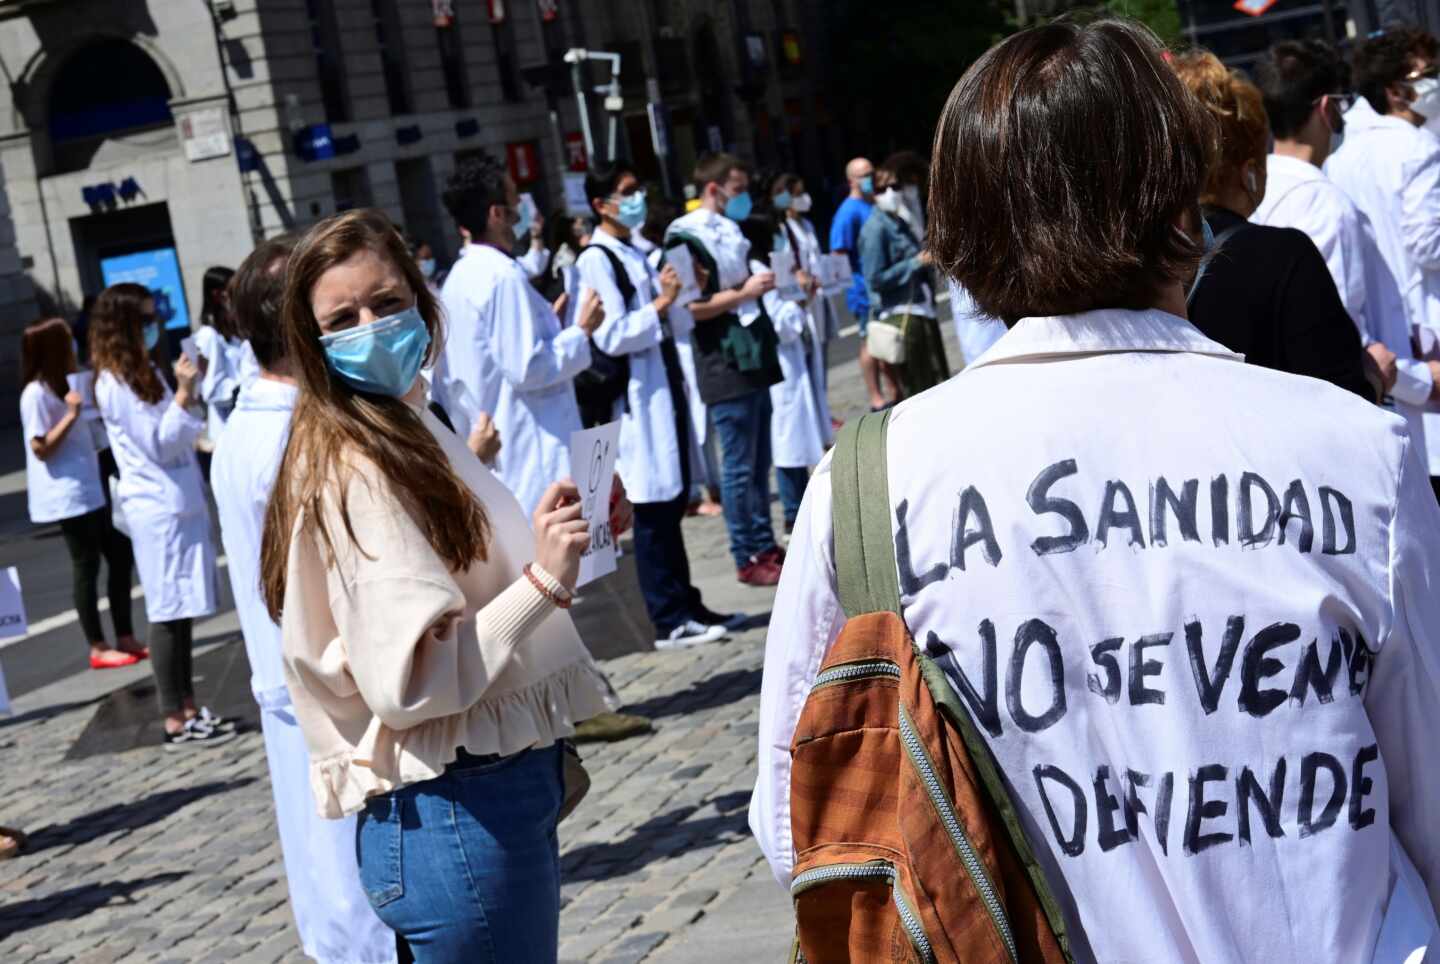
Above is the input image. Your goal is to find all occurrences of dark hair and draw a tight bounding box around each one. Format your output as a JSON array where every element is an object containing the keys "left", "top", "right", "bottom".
[
  {"left": 441, "top": 152, "right": 510, "bottom": 237},
  {"left": 201, "top": 265, "right": 237, "bottom": 338},
  {"left": 260, "top": 209, "right": 489, "bottom": 620},
  {"left": 585, "top": 160, "right": 637, "bottom": 216},
  {"left": 230, "top": 235, "right": 296, "bottom": 371},
  {"left": 90, "top": 282, "right": 166, "bottom": 404},
  {"left": 738, "top": 213, "right": 780, "bottom": 262},
  {"left": 692, "top": 152, "right": 747, "bottom": 194},
  {"left": 640, "top": 199, "right": 673, "bottom": 247},
  {"left": 884, "top": 150, "right": 928, "bottom": 188},
  {"left": 928, "top": 18, "right": 1210, "bottom": 323},
  {"left": 20, "top": 317, "right": 76, "bottom": 399},
  {"left": 544, "top": 208, "right": 580, "bottom": 254},
  {"left": 1353, "top": 27, "right": 1439, "bottom": 115},
  {"left": 1253, "top": 41, "right": 1343, "bottom": 139}
]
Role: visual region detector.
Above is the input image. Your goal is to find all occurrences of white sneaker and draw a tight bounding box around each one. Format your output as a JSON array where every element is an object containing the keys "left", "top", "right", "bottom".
[{"left": 655, "top": 620, "right": 728, "bottom": 650}]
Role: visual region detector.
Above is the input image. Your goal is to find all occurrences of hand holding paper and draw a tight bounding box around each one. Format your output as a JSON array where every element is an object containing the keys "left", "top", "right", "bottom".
[{"left": 568, "top": 421, "right": 622, "bottom": 587}]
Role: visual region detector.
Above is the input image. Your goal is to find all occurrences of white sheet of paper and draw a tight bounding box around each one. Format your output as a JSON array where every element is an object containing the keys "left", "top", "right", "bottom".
[
  {"left": 821, "top": 254, "right": 851, "bottom": 295},
  {"left": 180, "top": 336, "right": 200, "bottom": 365},
  {"left": 771, "top": 250, "right": 803, "bottom": 301},
  {"left": 66, "top": 371, "right": 101, "bottom": 421},
  {"left": 563, "top": 173, "right": 589, "bottom": 216},
  {"left": 569, "top": 420, "right": 622, "bottom": 587},
  {"left": 0, "top": 654, "right": 10, "bottom": 717},
  {"left": 0, "top": 567, "right": 27, "bottom": 640},
  {"left": 665, "top": 245, "right": 702, "bottom": 305}
]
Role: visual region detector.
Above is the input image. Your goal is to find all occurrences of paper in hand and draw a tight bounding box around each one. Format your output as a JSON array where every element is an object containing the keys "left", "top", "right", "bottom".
[
  {"left": 180, "top": 336, "right": 200, "bottom": 365},
  {"left": 665, "top": 245, "right": 702, "bottom": 305},
  {"left": 66, "top": 371, "right": 101, "bottom": 421},
  {"left": 568, "top": 420, "right": 622, "bottom": 587},
  {"left": 771, "top": 249, "right": 803, "bottom": 301},
  {"left": 0, "top": 567, "right": 27, "bottom": 640}
]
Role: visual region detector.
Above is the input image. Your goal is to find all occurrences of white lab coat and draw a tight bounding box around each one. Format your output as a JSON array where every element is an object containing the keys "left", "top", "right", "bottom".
[
  {"left": 96, "top": 369, "right": 217, "bottom": 622},
  {"left": 1255, "top": 152, "right": 1431, "bottom": 460},
  {"left": 517, "top": 240, "right": 551, "bottom": 280},
  {"left": 948, "top": 280, "right": 1007, "bottom": 365},
  {"left": 756, "top": 259, "right": 828, "bottom": 470},
  {"left": 438, "top": 243, "right": 590, "bottom": 517},
  {"left": 1326, "top": 99, "right": 1440, "bottom": 472},
  {"left": 650, "top": 247, "right": 713, "bottom": 489},
  {"left": 193, "top": 325, "right": 245, "bottom": 437},
  {"left": 783, "top": 215, "right": 842, "bottom": 378},
  {"left": 753, "top": 308, "right": 1440, "bottom": 963},
  {"left": 212, "top": 377, "right": 396, "bottom": 964},
  {"left": 577, "top": 230, "right": 685, "bottom": 505}
]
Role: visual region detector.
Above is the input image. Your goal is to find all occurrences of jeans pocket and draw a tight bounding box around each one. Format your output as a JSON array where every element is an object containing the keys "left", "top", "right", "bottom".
[{"left": 356, "top": 796, "right": 405, "bottom": 909}]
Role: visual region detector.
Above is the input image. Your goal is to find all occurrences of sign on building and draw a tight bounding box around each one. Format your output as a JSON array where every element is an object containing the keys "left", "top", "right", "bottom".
[
  {"left": 507, "top": 141, "right": 540, "bottom": 184},
  {"left": 564, "top": 132, "right": 588, "bottom": 172},
  {"left": 180, "top": 107, "right": 231, "bottom": 162}
]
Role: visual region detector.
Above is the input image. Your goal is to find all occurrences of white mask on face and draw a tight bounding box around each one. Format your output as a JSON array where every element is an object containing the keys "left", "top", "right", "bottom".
[
  {"left": 793, "top": 193, "right": 813, "bottom": 213},
  {"left": 875, "top": 187, "right": 902, "bottom": 214},
  {"left": 1412, "top": 76, "right": 1440, "bottom": 120}
]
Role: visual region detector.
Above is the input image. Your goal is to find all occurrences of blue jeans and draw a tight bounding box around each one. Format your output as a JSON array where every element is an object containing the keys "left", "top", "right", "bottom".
[
  {"left": 776, "top": 466, "right": 811, "bottom": 527},
  {"left": 709, "top": 390, "right": 778, "bottom": 568},
  {"left": 356, "top": 745, "right": 564, "bottom": 963}
]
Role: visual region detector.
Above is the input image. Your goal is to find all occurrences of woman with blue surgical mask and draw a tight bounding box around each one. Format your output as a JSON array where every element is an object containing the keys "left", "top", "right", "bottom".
[
  {"left": 260, "top": 209, "right": 615, "bottom": 961},
  {"left": 90, "top": 282, "right": 230, "bottom": 750}
]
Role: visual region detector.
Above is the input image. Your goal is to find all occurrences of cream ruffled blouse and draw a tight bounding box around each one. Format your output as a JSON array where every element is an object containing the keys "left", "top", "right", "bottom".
[{"left": 280, "top": 406, "right": 612, "bottom": 818}]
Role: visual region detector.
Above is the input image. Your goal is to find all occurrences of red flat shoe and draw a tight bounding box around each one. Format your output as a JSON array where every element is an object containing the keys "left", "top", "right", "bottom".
[
  {"left": 90, "top": 650, "right": 142, "bottom": 670},
  {"left": 120, "top": 647, "right": 149, "bottom": 660}
]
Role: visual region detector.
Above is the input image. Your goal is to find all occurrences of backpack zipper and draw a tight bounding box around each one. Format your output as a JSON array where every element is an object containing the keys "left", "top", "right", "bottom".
[
  {"left": 810, "top": 659, "right": 901, "bottom": 691},
  {"left": 898, "top": 704, "right": 1018, "bottom": 963},
  {"left": 791, "top": 861, "right": 936, "bottom": 964}
]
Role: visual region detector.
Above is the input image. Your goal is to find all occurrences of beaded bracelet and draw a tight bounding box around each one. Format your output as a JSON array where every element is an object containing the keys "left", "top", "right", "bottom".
[{"left": 524, "top": 563, "right": 573, "bottom": 609}]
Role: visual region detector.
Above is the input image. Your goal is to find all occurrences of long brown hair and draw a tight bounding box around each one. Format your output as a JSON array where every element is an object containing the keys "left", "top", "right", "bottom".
[
  {"left": 259, "top": 209, "right": 489, "bottom": 620},
  {"left": 89, "top": 283, "right": 165, "bottom": 404},
  {"left": 20, "top": 317, "right": 77, "bottom": 399}
]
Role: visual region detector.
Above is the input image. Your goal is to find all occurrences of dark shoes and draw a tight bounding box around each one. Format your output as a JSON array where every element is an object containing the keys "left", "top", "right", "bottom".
[
  {"left": 572, "top": 712, "right": 655, "bottom": 743},
  {"left": 738, "top": 556, "right": 783, "bottom": 586}
]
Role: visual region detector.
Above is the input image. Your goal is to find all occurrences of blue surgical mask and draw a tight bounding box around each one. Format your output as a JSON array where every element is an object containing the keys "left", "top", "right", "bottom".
[
  {"left": 773, "top": 191, "right": 792, "bottom": 211},
  {"left": 724, "top": 190, "right": 753, "bottom": 222},
  {"left": 418, "top": 258, "right": 436, "bottom": 279},
  {"left": 859, "top": 175, "right": 874, "bottom": 195},
  {"left": 319, "top": 306, "right": 431, "bottom": 397},
  {"left": 143, "top": 322, "right": 160, "bottom": 352},
  {"left": 617, "top": 190, "right": 648, "bottom": 229}
]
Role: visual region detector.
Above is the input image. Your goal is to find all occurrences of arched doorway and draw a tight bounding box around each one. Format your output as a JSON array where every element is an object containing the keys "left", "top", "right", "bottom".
[{"left": 48, "top": 38, "right": 174, "bottom": 173}]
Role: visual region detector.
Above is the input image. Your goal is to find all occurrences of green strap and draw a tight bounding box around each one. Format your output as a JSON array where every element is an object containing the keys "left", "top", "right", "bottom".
[{"left": 832, "top": 409, "right": 901, "bottom": 618}]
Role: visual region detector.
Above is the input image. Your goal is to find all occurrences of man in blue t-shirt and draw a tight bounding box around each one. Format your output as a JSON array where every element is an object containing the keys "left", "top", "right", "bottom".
[{"left": 829, "top": 157, "right": 899, "bottom": 409}]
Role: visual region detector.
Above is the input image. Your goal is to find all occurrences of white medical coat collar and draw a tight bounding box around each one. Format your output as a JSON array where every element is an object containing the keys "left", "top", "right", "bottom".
[
  {"left": 964, "top": 307, "right": 1245, "bottom": 371},
  {"left": 1266, "top": 152, "right": 1327, "bottom": 182},
  {"left": 234, "top": 376, "right": 297, "bottom": 413},
  {"left": 1343, "top": 95, "right": 1419, "bottom": 136}
]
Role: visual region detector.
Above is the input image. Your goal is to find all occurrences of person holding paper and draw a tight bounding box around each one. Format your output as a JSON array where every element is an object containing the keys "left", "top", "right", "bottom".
[
  {"left": 739, "top": 215, "right": 830, "bottom": 535},
  {"left": 577, "top": 161, "right": 738, "bottom": 649},
  {"left": 666, "top": 153, "right": 786, "bottom": 587},
  {"left": 258, "top": 209, "right": 612, "bottom": 961},
  {"left": 773, "top": 173, "right": 839, "bottom": 426},
  {"left": 90, "top": 283, "right": 230, "bottom": 750},
  {"left": 19, "top": 317, "right": 143, "bottom": 669},
  {"left": 213, "top": 235, "right": 399, "bottom": 964},
  {"left": 514, "top": 193, "right": 551, "bottom": 280},
  {"left": 437, "top": 153, "right": 605, "bottom": 517},
  {"left": 859, "top": 156, "right": 951, "bottom": 396}
]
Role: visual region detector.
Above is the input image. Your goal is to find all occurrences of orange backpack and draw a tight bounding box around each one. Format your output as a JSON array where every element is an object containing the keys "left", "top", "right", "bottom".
[{"left": 788, "top": 411, "right": 1073, "bottom": 963}]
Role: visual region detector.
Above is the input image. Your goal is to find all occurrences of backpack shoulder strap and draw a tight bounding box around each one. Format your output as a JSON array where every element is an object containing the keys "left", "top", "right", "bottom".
[
  {"left": 831, "top": 409, "right": 900, "bottom": 618},
  {"left": 578, "top": 243, "right": 637, "bottom": 309}
]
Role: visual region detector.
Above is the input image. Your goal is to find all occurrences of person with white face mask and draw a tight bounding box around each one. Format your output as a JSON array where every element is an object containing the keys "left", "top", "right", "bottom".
[
  {"left": 1327, "top": 27, "right": 1440, "bottom": 497},
  {"left": 1253, "top": 40, "right": 1433, "bottom": 459},
  {"left": 774, "top": 173, "right": 839, "bottom": 416},
  {"left": 436, "top": 153, "right": 606, "bottom": 517}
]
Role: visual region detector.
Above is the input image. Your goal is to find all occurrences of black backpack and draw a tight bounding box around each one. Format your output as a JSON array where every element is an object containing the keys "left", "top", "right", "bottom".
[{"left": 573, "top": 244, "right": 635, "bottom": 428}]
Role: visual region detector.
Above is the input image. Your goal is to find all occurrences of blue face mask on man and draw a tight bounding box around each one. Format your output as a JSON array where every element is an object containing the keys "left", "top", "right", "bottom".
[
  {"left": 143, "top": 321, "right": 161, "bottom": 352},
  {"left": 724, "top": 190, "right": 753, "bottom": 222},
  {"left": 319, "top": 306, "right": 431, "bottom": 397},
  {"left": 617, "top": 190, "right": 648, "bottom": 229},
  {"left": 859, "top": 175, "right": 874, "bottom": 196},
  {"left": 773, "top": 191, "right": 793, "bottom": 211}
]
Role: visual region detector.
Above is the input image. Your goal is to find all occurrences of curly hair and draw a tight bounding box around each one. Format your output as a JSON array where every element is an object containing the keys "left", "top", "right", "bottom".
[
  {"left": 441, "top": 151, "right": 510, "bottom": 238},
  {"left": 1353, "top": 27, "right": 1440, "bottom": 115},
  {"left": 90, "top": 282, "right": 165, "bottom": 404},
  {"left": 928, "top": 18, "right": 1212, "bottom": 323},
  {"left": 259, "top": 208, "right": 491, "bottom": 620},
  {"left": 1170, "top": 49, "right": 1269, "bottom": 207}
]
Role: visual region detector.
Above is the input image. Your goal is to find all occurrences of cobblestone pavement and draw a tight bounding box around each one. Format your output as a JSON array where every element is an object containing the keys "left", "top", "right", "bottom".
[{"left": 0, "top": 318, "right": 959, "bottom": 962}]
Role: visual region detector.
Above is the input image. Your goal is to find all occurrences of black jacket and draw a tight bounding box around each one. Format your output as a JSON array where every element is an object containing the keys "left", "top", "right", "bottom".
[{"left": 1188, "top": 206, "right": 1373, "bottom": 402}]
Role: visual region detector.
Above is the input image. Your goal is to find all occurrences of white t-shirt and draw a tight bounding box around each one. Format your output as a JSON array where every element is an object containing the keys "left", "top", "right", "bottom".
[{"left": 20, "top": 380, "right": 104, "bottom": 524}]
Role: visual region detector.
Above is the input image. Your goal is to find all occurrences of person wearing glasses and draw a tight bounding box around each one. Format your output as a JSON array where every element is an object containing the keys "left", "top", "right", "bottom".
[
  {"left": 1174, "top": 50, "right": 1372, "bottom": 400},
  {"left": 1255, "top": 41, "right": 1437, "bottom": 445},
  {"left": 1327, "top": 28, "right": 1440, "bottom": 499}
]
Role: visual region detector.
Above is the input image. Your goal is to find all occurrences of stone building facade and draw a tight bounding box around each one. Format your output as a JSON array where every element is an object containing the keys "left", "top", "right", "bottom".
[{"left": 0, "top": 0, "right": 835, "bottom": 421}]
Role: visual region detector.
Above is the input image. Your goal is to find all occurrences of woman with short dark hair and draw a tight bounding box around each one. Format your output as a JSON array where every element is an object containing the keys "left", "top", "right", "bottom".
[
  {"left": 1174, "top": 49, "right": 1373, "bottom": 399},
  {"left": 754, "top": 19, "right": 1440, "bottom": 962}
]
